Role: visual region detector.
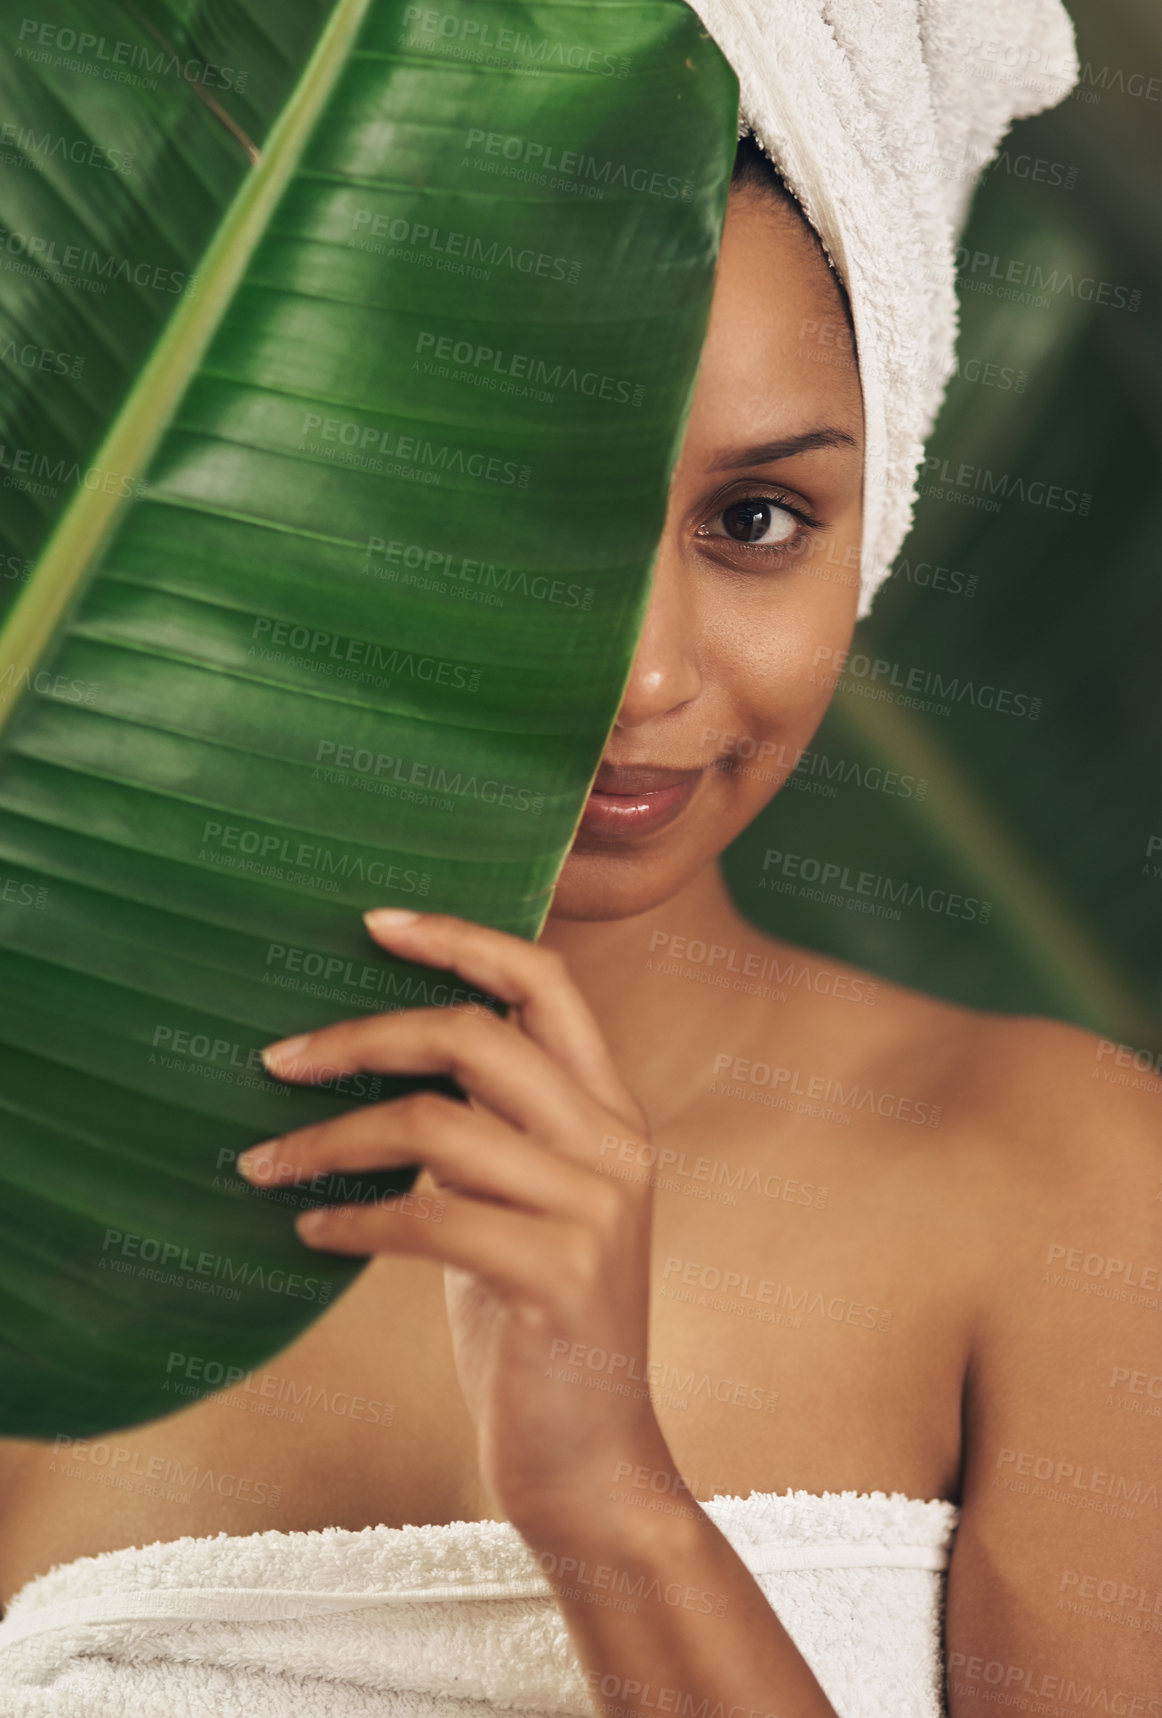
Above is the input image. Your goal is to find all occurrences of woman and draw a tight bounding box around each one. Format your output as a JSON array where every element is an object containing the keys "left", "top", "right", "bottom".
[{"left": 0, "top": 108, "right": 1158, "bottom": 1718}]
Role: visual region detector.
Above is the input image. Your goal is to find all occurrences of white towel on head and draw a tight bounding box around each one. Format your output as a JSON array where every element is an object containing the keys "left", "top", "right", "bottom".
[
  {"left": 0, "top": 1489, "right": 959, "bottom": 1716},
  {"left": 683, "top": 0, "right": 1079, "bottom": 616}
]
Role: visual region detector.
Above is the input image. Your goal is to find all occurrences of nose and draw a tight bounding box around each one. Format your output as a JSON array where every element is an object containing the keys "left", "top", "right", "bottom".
[{"left": 612, "top": 539, "right": 702, "bottom": 732}]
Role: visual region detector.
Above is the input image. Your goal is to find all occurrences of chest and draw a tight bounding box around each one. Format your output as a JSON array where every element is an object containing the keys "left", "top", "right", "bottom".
[
  {"left": 0, "top": 1109, "right": 969, "bottom": 1612},
  {"left": 638, "top": 1115, "right": 966, "bottom": 1501}
]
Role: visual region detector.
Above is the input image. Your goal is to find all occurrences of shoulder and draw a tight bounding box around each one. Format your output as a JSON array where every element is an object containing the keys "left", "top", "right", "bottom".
[
  {"left": 791, "top": 936, "right": 1160, "bottom": 1191},
  {"left": 928, "top": 1011, "right": 1162, "bottom": 1692},
  {"left": 946, "top": 1005, "right": 1162, "bottom": 1149},
  {"left": 929, "top": 1007, "right": 1162, "bottom": 1327},
  {"left": 926, "top": 1002, "right": 1162, "bottom": 1336},
  {"left": 924, "top": 1004, "right": 1162, "bottom": 1222},
  {"left": 750, "top": 932, "right": 1160, "bottom": 1255},
  {"left": 820, "top": 968, "right": 1162, "bottom": 1686},
  {"left": 730, "top": 921, "right": 1159, "bottom": 1236}
]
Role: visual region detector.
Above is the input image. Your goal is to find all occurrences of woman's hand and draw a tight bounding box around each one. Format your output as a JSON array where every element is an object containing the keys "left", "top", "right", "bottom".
[
  {"left": 238, "top": 908, "right": 847, "bottom": 1717},
  {"left": 236, "top": 907, "right": 671, "bottom": 1546}
]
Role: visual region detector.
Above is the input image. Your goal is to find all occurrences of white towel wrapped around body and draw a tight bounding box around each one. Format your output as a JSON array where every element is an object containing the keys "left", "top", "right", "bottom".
[
  {"left": 0, "top": 1490, "right": 959, "bottom": 1717},
  {"left": 683, "top": 0, "right": 1079, "bottom": 615}
]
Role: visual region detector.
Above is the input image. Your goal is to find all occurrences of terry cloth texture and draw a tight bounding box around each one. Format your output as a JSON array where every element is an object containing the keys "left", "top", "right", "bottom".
[
  {"left": 0, "top": 1489, "right": 959, "bottom": 1716},
  {"left": 684, "top": 0, "right": 1079, "bottom": 615}
]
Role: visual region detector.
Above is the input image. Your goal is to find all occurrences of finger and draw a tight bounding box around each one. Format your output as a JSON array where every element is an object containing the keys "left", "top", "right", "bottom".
[
  {"left": 238, "top": 1091, "right": 609, "bottom": 1219},
  {"left": 296, "top": 1189, "right": 588, "bottom": 1316},
  {"left": 260, "top": 1006, "right": 611, "bottom": 1160},
  {"left": 361, "top": 909, "right": 645, "bottom": 1128}
]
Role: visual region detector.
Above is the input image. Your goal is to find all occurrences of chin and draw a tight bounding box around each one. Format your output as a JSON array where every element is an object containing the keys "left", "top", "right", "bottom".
[{"left": 547, "top": 847, "right": 680, "bottom": 924}]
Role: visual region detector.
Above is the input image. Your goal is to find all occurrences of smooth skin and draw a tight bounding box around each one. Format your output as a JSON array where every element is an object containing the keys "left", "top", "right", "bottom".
[{"left": 0, "top": 184, "right": 1159, "bottom": 1715}]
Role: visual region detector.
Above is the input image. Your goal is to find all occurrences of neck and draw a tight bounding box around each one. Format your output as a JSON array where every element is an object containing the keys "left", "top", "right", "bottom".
[{"left": 538, "top": 862, "right": 759, "bottom": 1127}]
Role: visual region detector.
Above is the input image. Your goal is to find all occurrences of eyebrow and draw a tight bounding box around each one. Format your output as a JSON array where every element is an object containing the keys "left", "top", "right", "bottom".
[{"left": 708, "top": 427, "right": 859, "bottom": 471}]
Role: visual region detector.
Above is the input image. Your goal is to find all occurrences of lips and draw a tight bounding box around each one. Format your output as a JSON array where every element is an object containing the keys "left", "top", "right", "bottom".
[
  {"left": 579, "top": 760, "right": 704, "bottom": 839},
  {"left": 591, "top": 762, "right": 703, "bottom": 794}
]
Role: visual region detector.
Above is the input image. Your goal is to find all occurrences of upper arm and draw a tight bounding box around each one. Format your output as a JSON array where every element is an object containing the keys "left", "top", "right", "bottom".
[{"left": 944, "top": 1025, "right": 1162, "bottom": 1717}]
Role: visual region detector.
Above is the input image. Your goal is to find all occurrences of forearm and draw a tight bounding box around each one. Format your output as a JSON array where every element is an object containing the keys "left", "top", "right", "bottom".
[{"left": 519, "top": 1473, "right": 840, "bottom": 1718}]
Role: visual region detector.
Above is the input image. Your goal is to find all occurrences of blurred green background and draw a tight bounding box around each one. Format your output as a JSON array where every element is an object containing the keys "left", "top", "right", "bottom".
[{"left": 725, "top": 0, "right": 1161, "bottom": 1052}]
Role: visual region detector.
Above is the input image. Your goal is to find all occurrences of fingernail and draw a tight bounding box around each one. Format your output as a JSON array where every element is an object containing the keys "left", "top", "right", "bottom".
[
  {"left": 364, "top": 908, "right": 421, "bottom": 932},
  {"left": 260, "top": 1033, "right": 311, "bottom": 1070},
  {"left": 297, "top": 1209, "right": 327, "bottom": 1240},
  {"left": 237, "top": 1141, "right": 276, "bottom": 1178}
]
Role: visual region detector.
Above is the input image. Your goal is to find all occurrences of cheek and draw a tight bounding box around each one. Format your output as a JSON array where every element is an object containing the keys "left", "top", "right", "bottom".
[{"left": 708, "top": 572, "right": 858, "bottom": 764}]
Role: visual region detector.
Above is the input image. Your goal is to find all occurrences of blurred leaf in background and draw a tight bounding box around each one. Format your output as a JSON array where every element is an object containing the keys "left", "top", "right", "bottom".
[
  {"left": 725, "top": 0, "right": 1160, "bottom": 1055},
  {"left": 0, "top": 0, "right": 329, "bottom": 619}
]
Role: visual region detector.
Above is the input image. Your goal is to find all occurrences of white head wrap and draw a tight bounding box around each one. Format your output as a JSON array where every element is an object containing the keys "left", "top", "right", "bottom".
[{"left": 683, "top": 0, "right": 1080, "bottom": 615}]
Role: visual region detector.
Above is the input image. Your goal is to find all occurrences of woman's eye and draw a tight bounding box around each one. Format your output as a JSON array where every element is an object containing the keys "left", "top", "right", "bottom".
[{"left": 703, "top": 497, "right": 801, "bottom": 548}]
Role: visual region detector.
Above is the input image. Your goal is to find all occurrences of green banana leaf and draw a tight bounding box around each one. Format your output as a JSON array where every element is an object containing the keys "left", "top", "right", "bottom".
[{"left": 0, "top": 0, "right": 738, "bottom": 1437}]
